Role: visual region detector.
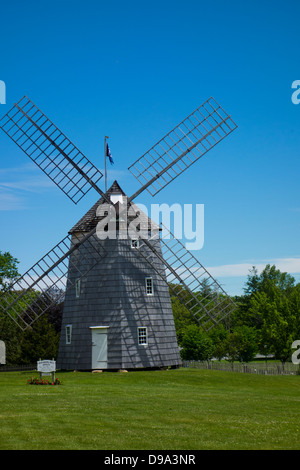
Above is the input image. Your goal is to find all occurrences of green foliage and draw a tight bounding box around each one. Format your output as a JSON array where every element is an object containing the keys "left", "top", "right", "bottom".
[
  {"left": 171, "top": 294, "right": 198, "bottom": 343},
  {"left": 20, "top": 315, "right": 60, "bottom": 364},
  {"left": 244, "top": 264, "right": 296, "bottom": 296},
  {"left": 0, "top": 250, "right": 61, "bottom": 364},
  {"left": 171, "top": 263, "right": 300, "bottom": 365},
  {"left": 0, "top": 251, "right": 19, "bottom": 291},
  {"left": 1, "top": 289, "right": 40, "bottom": 323},
  {"left": 0, "top": 306, "right": 60, "bottom": 365},
  {"left": 209, "top": 325, "right": 229, "bottom": 360},
  {"left": 223, "top": 326, "right": 258, "bottom": 363},
  {"left": 180, "top": 325, "right": 214, "bottom": 361},
  {"left": 0, "top": 308, "right": 22, "bottom": 364},
  {"left": 1, "top": 247, "right": 300, "bottom": 368},
  {"left": 249, "top": 286, "right": 300, "bottom": 363}
]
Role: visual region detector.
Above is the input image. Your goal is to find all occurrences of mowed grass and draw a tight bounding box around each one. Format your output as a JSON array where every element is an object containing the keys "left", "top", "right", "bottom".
[{"left": 0, "top": 368, "right": 299, "bottom": 450}]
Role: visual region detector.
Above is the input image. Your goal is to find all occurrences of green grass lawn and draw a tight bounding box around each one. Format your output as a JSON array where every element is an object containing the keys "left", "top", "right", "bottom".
[{"left": 0, "top": 368, "right": 299, "bottom": 450}]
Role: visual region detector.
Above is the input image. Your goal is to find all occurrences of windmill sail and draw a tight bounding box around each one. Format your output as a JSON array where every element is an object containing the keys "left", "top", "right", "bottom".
[
  {"left": 135, "top": 225, "right": 236, "bottom": 331},
  {"left": 128, "top": 97, "right": 237, "bottom": 199},
  {"left": 0, "top": 96, "right": 237, "bottom": 336},
  {"left": 0, "top": 96, "right": 104, "bottom": 204},
  {"left": 1, "top": 230, "right": 106, "bottom": 330}
]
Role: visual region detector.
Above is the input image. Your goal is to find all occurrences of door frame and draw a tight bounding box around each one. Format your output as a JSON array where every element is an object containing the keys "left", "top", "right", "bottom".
[{"left": 89, "top": 326, "right": 110, "bottom": 369}]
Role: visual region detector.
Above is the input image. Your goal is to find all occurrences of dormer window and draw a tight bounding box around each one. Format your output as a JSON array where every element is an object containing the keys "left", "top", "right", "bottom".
[{"left": 110, "top": 194, "right": 123, "bottom": 204}]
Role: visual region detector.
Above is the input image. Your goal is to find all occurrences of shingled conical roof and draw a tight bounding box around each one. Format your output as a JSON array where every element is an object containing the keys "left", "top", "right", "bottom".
[{"left": 69, "top": 180, "right": 159, "bottom": 233}]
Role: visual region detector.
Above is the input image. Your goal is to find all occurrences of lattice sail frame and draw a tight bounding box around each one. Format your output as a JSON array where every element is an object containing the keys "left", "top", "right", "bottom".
[
  {"left": 128, "top": 97, "right": 237, "bottom": 197},
  {"left": 0, "top": 95, "right": 237, "bottom": 331},
  {"left": 135, "top": 225, "right": 236, "bottom": 331},
  {"left": 0, "top": 96, "right": 103, "bottom": 204},
  {"left": 0, "top": 230, "right": 106, "bottom": 330}
]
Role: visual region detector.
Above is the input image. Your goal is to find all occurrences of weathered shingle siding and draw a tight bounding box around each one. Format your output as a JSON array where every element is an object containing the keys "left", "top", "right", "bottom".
[
  {"left": 57, "top": 233, "right": 181, "bottom": 370},
  {"left": 58, "top": 180, "right": 181, "bottom": 371}
]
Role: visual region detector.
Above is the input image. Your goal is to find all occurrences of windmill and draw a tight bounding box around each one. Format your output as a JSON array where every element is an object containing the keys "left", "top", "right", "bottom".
[{"left": 0, "top": 95, "right": 237, "bottom": 370}]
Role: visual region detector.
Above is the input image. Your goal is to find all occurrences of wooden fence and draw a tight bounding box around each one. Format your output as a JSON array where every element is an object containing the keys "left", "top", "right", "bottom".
[
  {"left": 1, "top": 361, "right": 299, "bottom": 375},
  {"left": 0, "top": 364, "right": 36, "bottom": 372},
  {"left": 184, "top": 360, "right": 300, "bottom": 376}
]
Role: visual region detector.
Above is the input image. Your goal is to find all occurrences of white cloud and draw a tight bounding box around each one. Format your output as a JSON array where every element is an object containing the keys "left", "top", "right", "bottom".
[
  {"left": 0, "top": 177, "right": 53, "bottom": 193},
  {"left": 0, "top": 163, "right": 55, "bottom": 210},
  {"left": 272, "top": 258, "right": 300, "bottom": 274},
  {"left": 206, "top": 258, "right": 300, "bottom": 278},
  {"left": 0, "top": 192, "right": 28, "bottom": 211}
]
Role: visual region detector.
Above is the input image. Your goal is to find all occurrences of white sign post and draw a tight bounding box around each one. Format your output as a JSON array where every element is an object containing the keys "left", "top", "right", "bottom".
[{"left": 37, "top": 359, "right": 56, "bottom": 382}]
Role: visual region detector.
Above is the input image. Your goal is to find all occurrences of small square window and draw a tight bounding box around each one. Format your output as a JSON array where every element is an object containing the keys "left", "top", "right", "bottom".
[
  {"left": 131, "top": 239, "right": 139, "bottom": 249},
  {"left": 138, "top": 327, "right": 148, "bottom": 345},
  {"left": 145, "top": 277, "right": 154, "bottom": 295},
  {"left": 75, "top": 279, "right": 81, "bottom": 298},
  {"left": 66, "top": 325, "right": 72, "bottom": 345}
]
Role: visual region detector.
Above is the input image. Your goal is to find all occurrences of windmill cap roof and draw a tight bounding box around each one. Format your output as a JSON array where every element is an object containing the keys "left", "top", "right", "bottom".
[{"left": 69, "top": 180, "right": 160, "bottom": 233}]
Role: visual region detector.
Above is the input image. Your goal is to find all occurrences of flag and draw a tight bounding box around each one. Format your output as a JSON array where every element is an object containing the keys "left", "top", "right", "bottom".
[{"left": 106, "top": 143, "right": 114, "bottom": 165}]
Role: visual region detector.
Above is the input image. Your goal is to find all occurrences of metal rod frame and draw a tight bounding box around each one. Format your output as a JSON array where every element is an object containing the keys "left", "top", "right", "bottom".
[
  {"left": 0, "top": 229, "right": 106, "bottom": 330},
  {"left": 135, "top": 225, "right": 236, "bottom": 331},
  {"left": 0, "top": 96, "right": 104, "bottom": 204},
  {"left": 0, "top": 95, "right": 237, "bottom": 331},
  {"left": 128, "top": 97, "right": 237, "bottom": 198}
]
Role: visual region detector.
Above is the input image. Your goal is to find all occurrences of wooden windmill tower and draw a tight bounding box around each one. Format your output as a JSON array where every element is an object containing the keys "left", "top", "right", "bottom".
[{"left": 0, "top": 96, "right": 237, "bottom": 370}]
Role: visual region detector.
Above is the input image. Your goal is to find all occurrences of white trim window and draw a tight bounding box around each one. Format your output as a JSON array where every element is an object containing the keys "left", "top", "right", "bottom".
[
  {"left": 145, "top": 277, "right": 154, "bottom": 295},
  {"left": 75, "top": 279, "right": 81, "bottom": 298},
  {"left": 131, "top": 239, "right": 139, "bottom": 249},
  {"left": 138, "top": 327, "right": 148, "bottom": 345},
  {"left": 66, "top": 325, "right": 72, "bottom": 345}
]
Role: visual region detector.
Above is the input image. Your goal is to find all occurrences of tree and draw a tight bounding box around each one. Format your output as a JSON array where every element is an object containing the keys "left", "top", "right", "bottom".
[
  {"left": 244, "top": 266, "right": 260, "bottom": 296},
  {"left": 233, "top": 264, "right": 300, "bottom": 364},
  {"left": 171, "top": 295, "right": 198, "bottom": 343},
  {"left": 223, "top": 326, "right": 258, "bottom": 363},
  {"left": 234, "top": 264, "right": 299, "bottom": 329},
  {"left": 0, "top": 251, "right": 19, "bottom": 290},
  {"left": 0, "top": 251, "right": 22, "bottom": 364},
  {"left": 249, "top": 285, "right": 300, "bottom": 364},
  {"left": 180, "top": 325, "right": 214, "bottom": 361},
  {"left": 20, "top": 314, "right": 60, "bottom": 364},
  {"left": 244, "top": 264, "right": 295, "bottom": 296},
  {"left": 0, "top": 250, "right": 63, "bottom": 364},
  {"left": 209, "top": 325, "right": 229, "bottom": 360},
  {"left": 0, "top": 309, "right": 22, "bottom": 364}
]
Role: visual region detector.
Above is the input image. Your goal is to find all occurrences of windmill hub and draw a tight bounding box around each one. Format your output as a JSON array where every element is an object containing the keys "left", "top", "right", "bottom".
[{"left": 95, "top": 183, "right": 159, "bottom": 242}]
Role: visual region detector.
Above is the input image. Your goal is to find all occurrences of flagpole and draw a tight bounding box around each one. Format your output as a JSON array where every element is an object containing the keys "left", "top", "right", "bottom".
[{"left": 104, "top": 136, "right": 109, "bottom": 192}]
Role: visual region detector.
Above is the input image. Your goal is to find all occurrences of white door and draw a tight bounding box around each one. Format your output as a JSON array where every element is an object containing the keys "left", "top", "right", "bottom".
[{"left": 91, "top": 327, "right": 108, "bottom": 369}]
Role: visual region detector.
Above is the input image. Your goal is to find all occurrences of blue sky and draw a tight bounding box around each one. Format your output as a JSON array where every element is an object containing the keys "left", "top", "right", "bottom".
[{"left": 0, "top": 0, "right": 300, "bottom": 295}]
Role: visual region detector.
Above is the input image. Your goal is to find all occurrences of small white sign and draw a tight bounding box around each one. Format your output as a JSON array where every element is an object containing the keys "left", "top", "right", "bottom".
[
  {"left": 0, "top": 341, "right": 6, "bottom": 364},
  {"left": 37, "top": 360, "right": 56, "bottom": 374}
]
